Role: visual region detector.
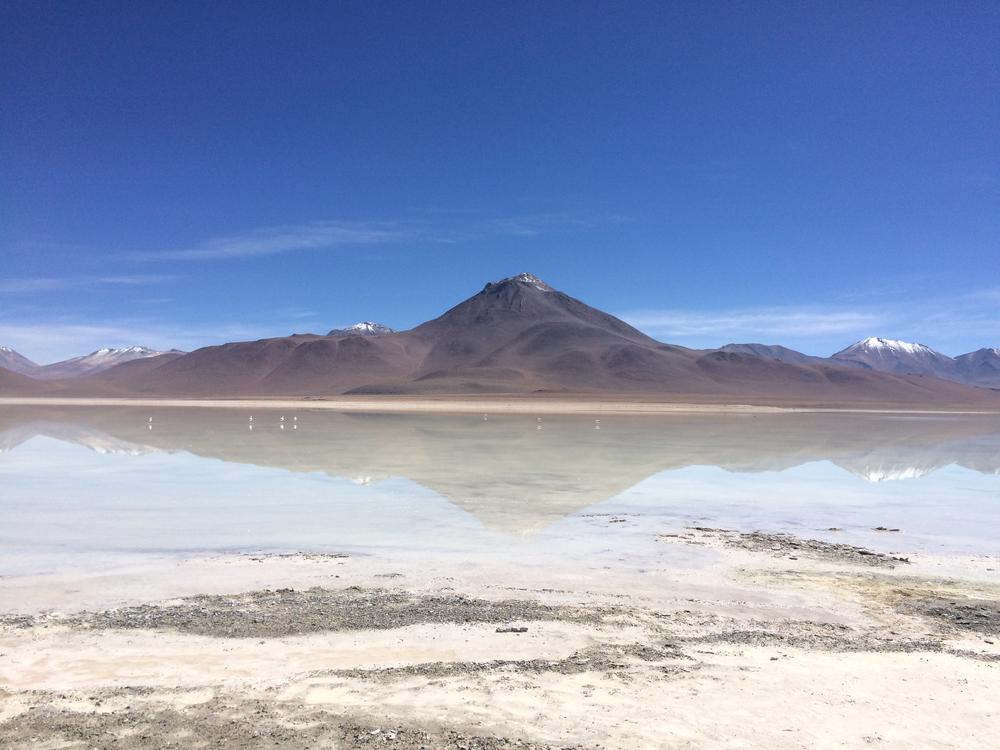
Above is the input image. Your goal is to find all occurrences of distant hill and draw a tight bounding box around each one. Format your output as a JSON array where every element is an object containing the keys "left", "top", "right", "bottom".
[{"left": 717, "top": 343, "right": 828, "bottom": 367}]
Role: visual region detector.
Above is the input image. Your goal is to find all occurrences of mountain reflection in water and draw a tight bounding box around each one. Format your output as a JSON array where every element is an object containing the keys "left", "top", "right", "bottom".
[{"left": 1, "top": 407, "right": 999, "bottom": 556}]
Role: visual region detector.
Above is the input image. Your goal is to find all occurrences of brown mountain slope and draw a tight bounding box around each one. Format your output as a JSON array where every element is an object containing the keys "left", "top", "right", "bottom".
[
  {"left": 78, "top": 332, "right": 430, "bottom": 397},
  {"left": 8, "top": 273, "right": 1000, "bottom": 407},
  {"left": 0, "top": 366, "right": 50, "bottom": 395}
]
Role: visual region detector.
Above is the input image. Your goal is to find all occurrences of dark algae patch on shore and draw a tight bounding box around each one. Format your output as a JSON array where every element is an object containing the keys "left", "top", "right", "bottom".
[
  {"left": 10, "top": 587, "right": 612, "bottom": 638},
  {"left": 0, "top": 693, "right": 590, "bottom": 750},
  {"left": 726, "top": 531, "right": 911, "bottom": 567},
  {"left": 667, "top": 528, "right": 912, "bottom": 567},
  {"left": 339, "top": 722, "right": 588, "bottom": 749},
  {"left": 899, "top": 595, "right": 1000, "bottom": 636},
  {"left": 319, "top": 642, "right": 694, "bottom": 681}
]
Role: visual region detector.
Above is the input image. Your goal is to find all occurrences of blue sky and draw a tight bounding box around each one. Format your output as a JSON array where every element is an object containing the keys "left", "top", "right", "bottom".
[{"left": 2, "top": 0, "right": 998, "bottom": 363}]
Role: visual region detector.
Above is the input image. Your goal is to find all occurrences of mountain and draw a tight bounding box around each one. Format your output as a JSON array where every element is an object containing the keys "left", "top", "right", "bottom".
[
  {"left": 831, "top": 337, "right": 958, "bottom": 380},
  {"left": 328, "top": 322, "right": 395, "bottom": 336},
  {"left": 0, "top": 346, "right": 39, "bottom": 376},
  {"left": 717, "top": 343, "right": 827, "bottom": 367},
  {"left": 5, "top": 274, "right": 1000, "bottom": 407},
  {"left": 388, "top": 271, "right": 682, "bottom": 393},
  {"left": 33, "top": 346, "right": 179, "bottom": 380},
  {"left": 955, "top": 348, "right": 1000, "bottom": 389}
]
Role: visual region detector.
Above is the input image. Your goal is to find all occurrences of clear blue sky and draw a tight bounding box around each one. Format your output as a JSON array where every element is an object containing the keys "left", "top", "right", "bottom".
[{"left": 2, "top": 0, "right": 998, "bottom": 363}]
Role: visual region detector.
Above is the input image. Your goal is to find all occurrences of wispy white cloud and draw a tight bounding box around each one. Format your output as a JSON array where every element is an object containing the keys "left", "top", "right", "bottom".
[
  {"left": 965, "top": 286, "right": 1000, "bottom": 303},
  {"left": 125, "top": 213, "right": 634, "bottom": 260},
  {"left": 130, "top": 221, "right": 412, "bottom": 261},
  {"left": 491, "top": 212, "right": 635, "bottom": 238},
  {"left": 621, "top": 307, "right": 888, "bottom": 339},
  {"left": 0, "top": 275, "right": 174, "bottom": 294}
]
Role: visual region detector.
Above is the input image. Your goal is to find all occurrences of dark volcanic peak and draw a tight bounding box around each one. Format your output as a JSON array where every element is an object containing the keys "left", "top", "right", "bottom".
[
  {"left": 414, "top": 271, "right": 652, "bottom": 346},
  {"left": 328, "top": 322, "right": 395, "bottom": 337}
]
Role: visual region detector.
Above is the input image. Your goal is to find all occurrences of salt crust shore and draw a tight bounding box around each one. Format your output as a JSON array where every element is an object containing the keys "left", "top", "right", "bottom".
[
  {"left": 2, "top": 529, "right": 999, "bottom": 748},
  {"left": 3, "top": 396, "right": 1000, "bottom": 415}
]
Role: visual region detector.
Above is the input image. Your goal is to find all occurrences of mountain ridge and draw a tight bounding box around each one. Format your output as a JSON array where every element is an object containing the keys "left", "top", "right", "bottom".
[
  {"left": 3, "top": 274, "right": 999, "bottom": 404},
  {"left": 32, "top": 346, "right": 181, "bottom": 380},
  {"left": 726, "top": 337, "right": 1000, "bottom": 389}
]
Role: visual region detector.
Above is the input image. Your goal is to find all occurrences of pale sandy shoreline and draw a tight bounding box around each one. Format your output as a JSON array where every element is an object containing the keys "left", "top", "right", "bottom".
[
  {"left": 2, "top": 529, "right": 999, "bottom": 748},
  {"left": 4, "top": 395, "right": 1000, "bottom": 415}
]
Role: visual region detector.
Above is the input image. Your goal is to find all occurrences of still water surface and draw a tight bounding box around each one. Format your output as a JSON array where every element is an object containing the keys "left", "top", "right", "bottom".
[{"left": 1, "top": 407, "right": 999, "bottom": 574}]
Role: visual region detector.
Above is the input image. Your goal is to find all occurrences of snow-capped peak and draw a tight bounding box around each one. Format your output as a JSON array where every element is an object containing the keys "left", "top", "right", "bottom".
[
  {"left": 831, "top": 337, "right": 957, "bottom": 379},
  {"left": 86, "top": 346, "right": 161, "bottom": 359},
  {"left": 852, "top": 337, "right": 934, "bottom": 355},
  {"left": 348, "top": 322, "right": 391, "bottom": 334},
  {"left": 328, "top": 322, "right": 394, "bottom": 336}
]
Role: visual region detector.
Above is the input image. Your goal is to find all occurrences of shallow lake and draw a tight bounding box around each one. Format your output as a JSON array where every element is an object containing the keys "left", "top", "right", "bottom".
[{"left": 2, "top": 406, "right": 999, "bottom": 576}]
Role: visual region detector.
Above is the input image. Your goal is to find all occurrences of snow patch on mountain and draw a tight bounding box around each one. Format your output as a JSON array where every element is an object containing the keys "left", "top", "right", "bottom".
[
  {"left": 507, "top": 272, "right": 553, "bottom": 291},
  {"left": 850, "top": 337, "right": 935, "bottom": 355},
  {"left": 328, "top": 322, "right": 395, "bottom": 336}
]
